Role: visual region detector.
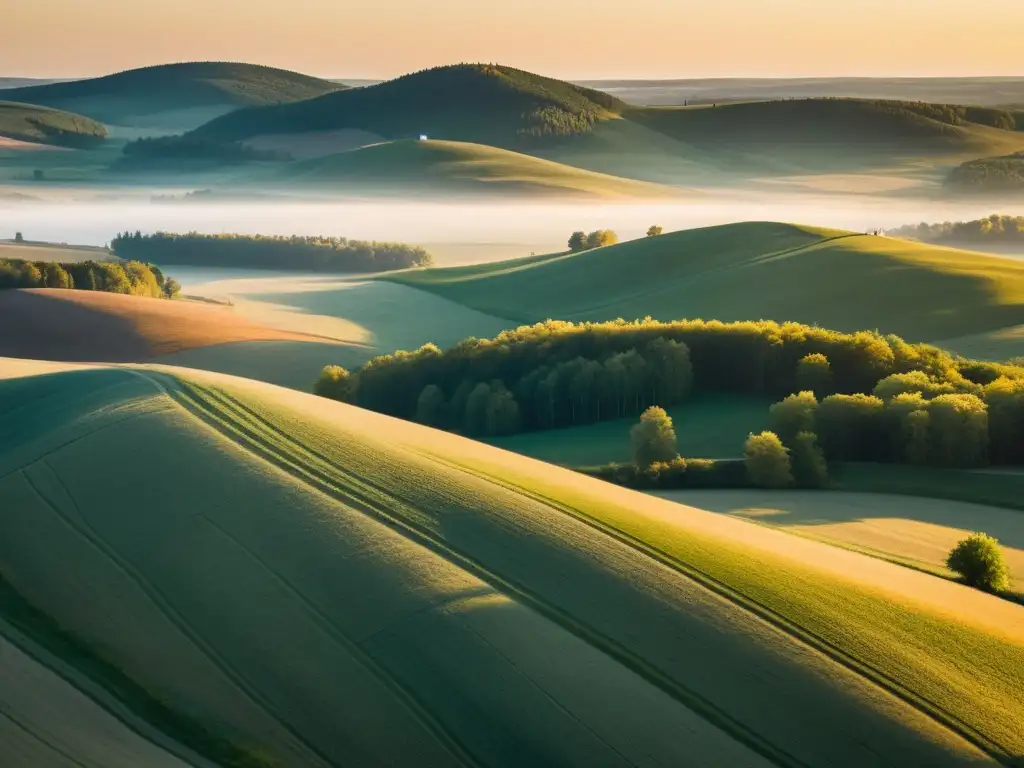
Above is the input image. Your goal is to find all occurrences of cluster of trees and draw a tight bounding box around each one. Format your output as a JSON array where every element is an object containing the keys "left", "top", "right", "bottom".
[
  {"left": 624, "top": 406, "right": 827, "bottom": 491},
  {"left": 318, "top": 317, "right": 996, "bottom": 419},
  {"left": 110, "top": 232, "right": 433, "bottom": 272},
  {"left": 0, "top": 258, "right": 179, "bottom": 298},
  {"left": 120, "top": 136, "right": 289, "bottom": 166},
  {"left": 766, "top": 385, "right": 999, "bottom": 469},
  {"left": 888, "top": 215, "right": 1024, "bottom": 245},
  {"left": 328, "top": 335, "right": 693, "bottom": 438},
  {"left": 946, "top": 152, "right": 1024, "bottom": 194},
  {"left": 317, "top": 317, "right": 1024, "bottom": 470},
  {"left": 568, "top": 230, "right": 619, "bottom": 253}
]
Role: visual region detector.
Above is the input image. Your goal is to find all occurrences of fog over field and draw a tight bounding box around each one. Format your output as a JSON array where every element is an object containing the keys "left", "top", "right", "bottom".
[{"left": 4, "top": 194, "right": 1024, "bottom": 266}]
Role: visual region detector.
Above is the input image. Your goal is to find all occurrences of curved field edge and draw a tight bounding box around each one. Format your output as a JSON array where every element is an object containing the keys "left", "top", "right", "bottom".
[
  {"left": 645, "top": 489, "right": 1024, "bottom": 598},
  {"left": 181, "top": 368, "right": 1024, "bottom": 763},
  {"left": 0, "top": 599, "right": 218, "bottom": 768},
  {"left": 450, "top": 454, "right": 1024, "bottom": 761}
]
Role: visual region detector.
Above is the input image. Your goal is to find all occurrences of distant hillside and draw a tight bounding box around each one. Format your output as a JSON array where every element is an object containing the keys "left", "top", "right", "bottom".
[
  {"left": 583, "top": 77, "right": 1024, "bottom": 108},
  {"left": 192, "top": 79, "right": 1024, "bottom": 181},
  {"left": 888, "top": 214, "right": 1024, "bottom": 248},
  {"left": 4, "top": 62, "right": 343, "bottom": 129},
  {"left": 276, "top": 139, "right": 683, "bottom": 198},
  {"left": 386, "top": 221, "right": 1024, "bottom": 343},
  {"left": 193, "top": 64, "right": 626, "bottom": 147},
  {"left": 945, "top": 151, "right": 1024, "bottom": 194},
  {"left": 0, "top": 101, "right": 106, "bottom": 148},
  {"left": 626, "top": 99, "right": 1024, "bottom": 170}
]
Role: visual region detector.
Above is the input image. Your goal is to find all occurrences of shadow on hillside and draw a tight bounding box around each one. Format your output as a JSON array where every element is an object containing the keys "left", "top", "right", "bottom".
[
  {"left": 656, "top": 488, "right": 1024, "bottom": 551},
  {"left": 0, "top": 290, "right": 150, "bottom": 361},
  {"left": 156, "top": 340, "right": 365, "bottom": 392},
  {"left": 243, "top": 280, "right": 513, "bottom": 355}
]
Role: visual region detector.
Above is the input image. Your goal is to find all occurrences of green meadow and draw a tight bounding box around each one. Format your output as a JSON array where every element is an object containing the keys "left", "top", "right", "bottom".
[{"left": 1, "top": 360, "right": 1021, "bottom": 767}]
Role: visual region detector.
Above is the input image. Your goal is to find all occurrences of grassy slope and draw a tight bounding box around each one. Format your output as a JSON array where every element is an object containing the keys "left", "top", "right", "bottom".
[
  {"left": 626, "top": 99, "right": 1024, "bottom": 172},
  {"left": 1, "top": 360, "right": 1023, "bottom": 765},
  {"left": 0, "top": 628, "right": 196, "bottom": 768},
  {"left": 487, "top": 393, "right": 771, "bottom": 465},
  {"left": 155, "top": 275, "right": 515, "bottom": 390},
  {"left": 276, "top": 139, "right": 683, "bottom": 198},
  {"left": 385, "top": 222, "right": 1024, "bottom": 343},
  {"left": 0, "top": 288, "right": 330, "bottom": 364},
  {"left": 0, "top": 240, "right": 114, "bottom": 262},
  {"left": 0, "top": 101, "right": 107, "bottom": 148},
  {"left": 654, "top": 489, "right": 1024, "bottom": 595},
  {"left": 5, "top": 62, "right": 342, "bottom": 127},
  {"left": 192, "top": 64, "right": 625, "bottom": 147}
]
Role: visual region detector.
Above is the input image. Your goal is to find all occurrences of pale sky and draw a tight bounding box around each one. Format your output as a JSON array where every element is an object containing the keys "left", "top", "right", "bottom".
[{"left": 5, "top": 0, "right": 1023, "bottom": 80}]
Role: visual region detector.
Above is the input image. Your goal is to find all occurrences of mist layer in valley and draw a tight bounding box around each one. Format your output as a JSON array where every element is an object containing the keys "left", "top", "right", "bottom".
[{"left": 6, "top": 194, "right": 1024, "bottom": 267}]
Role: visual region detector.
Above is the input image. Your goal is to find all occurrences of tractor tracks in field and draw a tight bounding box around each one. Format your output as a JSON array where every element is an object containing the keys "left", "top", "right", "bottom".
[
  {"left": 14, "top": 457, "right": 336, "bottom": 768},
  {"left": 142, "top": 371, "right": 809, "bottom": 768},
  {"left": 128, "top": 371, "right": 485, "bottom": 768},
  {"left": 423, "top": 452, "right": 1016, "bottom": 765}
]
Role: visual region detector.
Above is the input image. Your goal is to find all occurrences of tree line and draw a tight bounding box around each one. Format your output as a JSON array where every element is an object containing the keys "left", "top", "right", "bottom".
[
  {"left": 568, "top": 230, "right": 619, "bottom": 252},
  {"left": 121, "top": 135, "right": 290, "bottom": 166},
  {"left": 110, "top": 232, "right": 434, "bottom": 272},
  {"left": 317, "top": 317, "right": 1024, "bottom": 467},
  {"left": 945, "top": 153, "right": 1024, "bottom": 194},
  {"left": 318, "top": 334, "right": 693, "bottom": 438},
  {"left": 0, "top": 258, "right": 179, "bottom": 298},
  {"left": 888, "top": 215, "right": 1024, "bottom": 245}
]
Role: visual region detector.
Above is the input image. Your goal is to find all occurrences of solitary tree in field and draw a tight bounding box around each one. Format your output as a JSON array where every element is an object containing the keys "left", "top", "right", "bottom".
[
  {"left": 947, "top": 533, "right": 1011, "bottom": 593},
  {"left": 14, "top": 232, "right": 23, "bottom": 243},
  {"left": 647, "top": 225, "right": 663, "bottom": 237},
  {"left": 744, "top": 431, "right": 793, "bottom": 488},
  {"left": 631, "top": 406, "right": 678, "bottom": 468},
  {"left": 568, "top": 231, "right": 587, "bottom": 252}
]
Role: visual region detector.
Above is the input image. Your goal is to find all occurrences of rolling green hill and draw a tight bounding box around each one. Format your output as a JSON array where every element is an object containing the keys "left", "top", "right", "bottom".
[
  {"left": 188, "top": 69, "right": 1024, "bottom": 181},
  {"left": 275, "top": 139, "right": 684, "bottom": 197},
  {"left": 0, "top": 101, "right": 107, "bottom": 148},
  {"left": 2, "top": 359, "right": 1023, "bottom": 766},
  {"left": 608, "top": 98, "right": 1024, "bottom": 176},
  {"left": 386, "top": 222, "right": 1024, "bottom": 343},
  {"left": 192, "top": 63, "right": 626, "bottom": 147},
  {"left": 4, "top": 62, "right": 344, "bottom": 129}
]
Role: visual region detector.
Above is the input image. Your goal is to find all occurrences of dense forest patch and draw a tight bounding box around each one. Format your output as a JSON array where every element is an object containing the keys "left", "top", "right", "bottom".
[{"left": 315, "top": 318, "right": 1024, "bottom": 473}]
